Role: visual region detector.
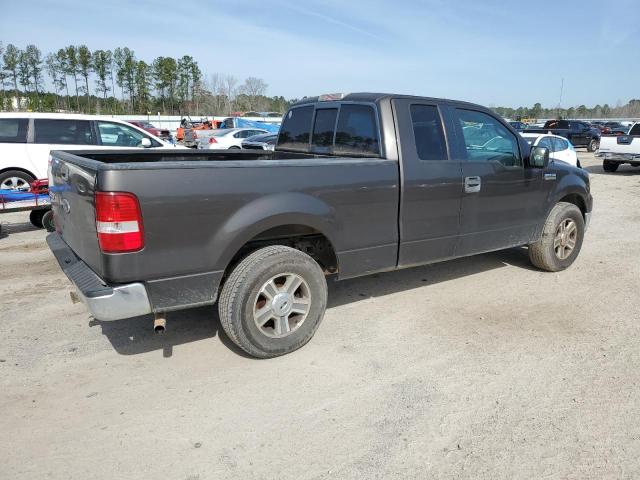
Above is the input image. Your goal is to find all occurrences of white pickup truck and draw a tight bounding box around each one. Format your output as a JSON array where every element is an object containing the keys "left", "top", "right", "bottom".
[{"left": 597, "top": 123, "right": 640, "bottom": 172}]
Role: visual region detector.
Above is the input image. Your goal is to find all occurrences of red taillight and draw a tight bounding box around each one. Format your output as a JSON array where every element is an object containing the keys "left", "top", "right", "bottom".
[
  {"left": 95, "top": 192, "right": 144, "bottom": 253},
  {"left": 208, "top": 137, "right": 217, "bottom": 144}
]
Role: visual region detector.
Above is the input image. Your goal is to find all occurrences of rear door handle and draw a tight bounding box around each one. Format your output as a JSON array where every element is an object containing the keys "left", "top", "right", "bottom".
[{"left": 464, "top": 176, "right": 481, "bottom": 193}]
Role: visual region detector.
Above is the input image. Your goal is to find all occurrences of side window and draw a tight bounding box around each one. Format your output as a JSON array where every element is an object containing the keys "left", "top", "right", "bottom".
[
  {"left": 311, "top": 108, "right": 338, "bottom": 151},
  {"left": 538, "top": 137, "right": 553, "bottom": 151},
  {"left": 97, "top": 122, "right": 158, "bottom": 147},
  {"left": 629, "top": 124, "right": 640, "bottom": 136},
  {"left": 334, "top": 104, "right": 380, "bottom": 157},
  {"left": 34, "top": 119, "right": 94, "bottom": 145},
  {"left": 457, "top": 109, "right": 521, "bottom": 167},
  {"left": 552, "top": 137, "right": 567, "bottom": 152},
  {"left": 0, "top": 118, "right": 28, "bottom": 143},
  {"left": 410, "top": 104, "right": 447, "bottom": 160},
  {"left": 277, "top": 105, "right": 313, "bottom": 152}
]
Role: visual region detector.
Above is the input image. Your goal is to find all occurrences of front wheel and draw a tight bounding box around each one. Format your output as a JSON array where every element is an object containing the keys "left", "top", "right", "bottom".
[
  {"left": 218, "top": 245, "right": 328, "bottom": 358},
  {"left": 528, "top": 202, "right": 584, "bottom": 272},
  {"left": 587, "top": 138, "right": 598, "bottom": 152},
  {"left": 603, "top": 160, "right": 619, "bottom": 172}
]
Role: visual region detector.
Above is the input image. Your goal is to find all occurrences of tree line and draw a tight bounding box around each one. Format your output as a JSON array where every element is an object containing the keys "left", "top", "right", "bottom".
[
  {"left": 0, "top": 41, "right": 293, "bottom": 116},
  {"left": 492, "top": 100, "right": 640, "bottom": 121}
]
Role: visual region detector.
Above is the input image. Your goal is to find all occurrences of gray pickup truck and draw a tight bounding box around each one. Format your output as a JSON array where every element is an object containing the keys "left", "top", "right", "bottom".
[{"left": 47, "top": 93, "right": 592, "bottom": 358}]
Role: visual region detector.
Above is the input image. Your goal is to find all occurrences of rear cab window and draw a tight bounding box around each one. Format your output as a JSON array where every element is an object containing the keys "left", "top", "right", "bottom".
[
  {"left": 278, "top": 103, "right": 380, "bottom": 157},
  {"left": 0, "top": 118, "right": 29, "bottom": 143},
  {"left": 409, "top": 105, "right": 447, "bottom": 160}
]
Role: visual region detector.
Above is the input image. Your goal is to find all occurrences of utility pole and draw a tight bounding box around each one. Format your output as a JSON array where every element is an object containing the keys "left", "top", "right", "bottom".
[{"left": 557, "top": 78, "right": 564, "bottom": 118}]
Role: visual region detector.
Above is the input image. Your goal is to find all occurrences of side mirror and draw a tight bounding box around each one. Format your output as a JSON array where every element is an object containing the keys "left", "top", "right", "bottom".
[
  {"left": 140, "top": 137, "right": 152, "bottom": 148},
  {"left": 530, "top": 146, "right": 549, "bottom": 168}
]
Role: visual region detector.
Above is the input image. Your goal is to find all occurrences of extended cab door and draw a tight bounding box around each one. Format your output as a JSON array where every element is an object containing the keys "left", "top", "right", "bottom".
[
  {"left": 447, "top": 107, "right": 545, "bottom": 256},
  {"left": 393, "top": 99, "right": 463, "bottom": 266}
]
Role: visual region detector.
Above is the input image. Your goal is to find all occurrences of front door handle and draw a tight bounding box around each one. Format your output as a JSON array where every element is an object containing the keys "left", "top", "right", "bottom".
[{"left": 464, "top": 176, "right": 481, "bottom": 193}]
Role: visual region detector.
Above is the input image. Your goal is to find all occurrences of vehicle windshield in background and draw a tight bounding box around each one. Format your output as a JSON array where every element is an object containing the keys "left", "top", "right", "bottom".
[{"left": 211, "top": 129, "right": 232, "bottom": 137}]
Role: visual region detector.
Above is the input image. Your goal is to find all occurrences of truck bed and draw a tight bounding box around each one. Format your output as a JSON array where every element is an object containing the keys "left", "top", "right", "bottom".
[{"left": 49, "top": 149, "right": 400, "bottom": 311}]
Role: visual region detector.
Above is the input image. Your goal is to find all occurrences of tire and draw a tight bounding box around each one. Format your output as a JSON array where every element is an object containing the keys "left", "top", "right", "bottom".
[
  {"left": 229, "top": 146, "right": 241, "bottom": 150},
  {"left": 0, "top": 170, "right": 35, "bottom": 191},
  {"left": 603, "top": 160, "right": 619, "bottom": 172},
  {"left": 218, "top": 245, "right": 328, "bottom": 358},
  {"left": 42, "top": 210, "right": 55, "bottom": 232},
  {"left": 29, "top": 209, "right": 46, "bottom": 228},
  {"left": 528, "top": 202, "right": 585, "bottom": 272},
  {"left": 587, "top": 138, "right": 598, "bottom": 152}
]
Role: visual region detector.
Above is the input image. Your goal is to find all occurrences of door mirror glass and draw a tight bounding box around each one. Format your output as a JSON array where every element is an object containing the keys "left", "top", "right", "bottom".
[
  {"left": 530, "top": 146, "right": 549, "bottom": 168},
  {"left": 140, "top": 137, "right": 152, "bottom": 148}
]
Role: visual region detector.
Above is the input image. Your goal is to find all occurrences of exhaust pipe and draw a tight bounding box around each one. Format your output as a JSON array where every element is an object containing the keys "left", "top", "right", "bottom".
[{"left": 154, "top": 314, "right": 166, "bottom": 334}]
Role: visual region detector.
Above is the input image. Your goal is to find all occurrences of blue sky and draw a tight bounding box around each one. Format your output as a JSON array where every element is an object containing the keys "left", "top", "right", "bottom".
[{"left": 1, "top": 0, "right": 638, "bottom": 107}]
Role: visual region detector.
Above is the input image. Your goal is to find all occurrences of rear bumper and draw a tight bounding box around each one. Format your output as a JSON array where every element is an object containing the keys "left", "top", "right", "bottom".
[
  {"left": 596, "top": 152, "right": 640, "bottom": 162},
  {"left": 47, "top": 233, "right": 152, "bottom": 321}
]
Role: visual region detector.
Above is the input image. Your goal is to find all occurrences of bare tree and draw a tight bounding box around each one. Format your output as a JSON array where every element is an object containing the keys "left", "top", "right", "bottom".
[
  {"left": 239, "top": 76, "right": 268, "bottom": 111},
  {"left": 223, "top": 75, "right": 238, "bottom": 114}
]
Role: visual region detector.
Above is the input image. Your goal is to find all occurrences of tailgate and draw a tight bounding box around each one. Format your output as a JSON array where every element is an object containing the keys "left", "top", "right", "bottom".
[
  {"left": 49, "top": 154, "right": 103, "bottom": 276},
  {"left": 599, "top": 135, "right": 640, "bottom": 154}
]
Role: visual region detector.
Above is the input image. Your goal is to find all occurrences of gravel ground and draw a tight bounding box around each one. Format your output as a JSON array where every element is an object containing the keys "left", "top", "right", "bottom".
[{"left": 1, "top": 152, "right": 639, "bottom": 480}]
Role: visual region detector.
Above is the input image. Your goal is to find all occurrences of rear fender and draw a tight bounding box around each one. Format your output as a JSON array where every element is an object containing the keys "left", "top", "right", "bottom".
[{"left": 211, "top": 192, "right": 338, "bottom": 271}]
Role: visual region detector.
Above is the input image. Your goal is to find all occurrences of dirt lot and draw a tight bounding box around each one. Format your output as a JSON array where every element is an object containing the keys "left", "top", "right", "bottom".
[{"left": 1, "top": 152, "right": 639, "bottom": 479}]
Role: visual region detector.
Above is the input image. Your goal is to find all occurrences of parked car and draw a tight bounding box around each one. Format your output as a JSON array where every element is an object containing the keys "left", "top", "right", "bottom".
[
  {"left": 526, "top": 120, "right": 600, "bottom": 152},
  {"left": 596, "top": 122, "right": 640, "bottom": 171},
  {"left": 241, "top": 133, "right": 278, "bottom": 151},
  {"left": 127, "top": 121, "right": 172, "bottom": 141},
  {"left": 602, "top": 121, "right": 628, "bottom": 136},
  {"left": 0, "top": 113, "right": 184, "bottom": 191},
  {"left": 199, "top": 128, "right": 269, "bottom": 149},
  {"left": 520, "top": 133, "right": 579, "bottom": 167},
  {"left": 508, "top": 121, "right": 527, "bottom": 131},
  {"left": 47, "top": 92, "right": 592, "bottom": 358}
]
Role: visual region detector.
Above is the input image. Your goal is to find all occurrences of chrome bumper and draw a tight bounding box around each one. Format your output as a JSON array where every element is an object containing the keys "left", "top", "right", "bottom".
[{"left": 46, "top": 234, "right": 152, "bottom": 321}]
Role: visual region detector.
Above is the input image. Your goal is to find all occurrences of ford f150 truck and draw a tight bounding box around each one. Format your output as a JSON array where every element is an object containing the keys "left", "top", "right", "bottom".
[
  {"left": 47, "top": 93, "right": 592, "bottom": 358},
  {"left": 596, "top": 123, "right": 640, "bottom": 172},
  {"left": 527, "top": 120, "right": 601, "bottom": 152}
]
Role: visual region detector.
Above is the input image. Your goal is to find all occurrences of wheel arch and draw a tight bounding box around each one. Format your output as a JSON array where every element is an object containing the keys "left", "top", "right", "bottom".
[
  {"left": 0, "top": 166, "right": 37, "bottom": 180},
  {"left": 213, "top": 192, "right": 340, "bottom": 276}
]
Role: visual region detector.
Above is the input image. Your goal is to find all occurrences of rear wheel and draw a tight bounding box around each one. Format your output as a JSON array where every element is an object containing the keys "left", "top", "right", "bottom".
[
  {"left": 603, "top": 160, "right": 619, "bottom": 172},
  {"left": 29, "top": 209, "right": 46, "bottom": 228},
  {"left": 0, "top": 170, "right": 35, "bottom": 191},
  {"left": 587, "top": 138, "right": 598, "bottom": 152},
  {"left": 42, "top": 210, "right": 55, "bottom": 232},
  {"left": 528, "top": 202, "right": 584, "bottom": 272},
  {"left": 218, "top": 245, "right": 327, "bottom": 358}
]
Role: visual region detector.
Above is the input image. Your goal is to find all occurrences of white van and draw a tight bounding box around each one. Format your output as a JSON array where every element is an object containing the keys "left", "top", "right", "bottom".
[{"left": 0, "top": 113, "right": 183, "bottom": 190}]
